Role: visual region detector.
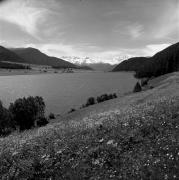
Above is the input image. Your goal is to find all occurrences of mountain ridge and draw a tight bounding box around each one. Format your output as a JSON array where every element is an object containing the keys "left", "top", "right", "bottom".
[
  {"left": 0, "top": 46, "right": 25, "bottom": 63},
  {"left": 10, "top": 47, "right": 77, "bottom": 68},
  {"left": 113, "top": 42, "right": 179, "bottom": 78}
]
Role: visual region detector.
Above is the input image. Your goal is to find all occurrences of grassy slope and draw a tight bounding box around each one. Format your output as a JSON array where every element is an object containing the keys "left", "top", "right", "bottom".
[{"left": 0, "top": 72, "right": 179, "bottom": 179}]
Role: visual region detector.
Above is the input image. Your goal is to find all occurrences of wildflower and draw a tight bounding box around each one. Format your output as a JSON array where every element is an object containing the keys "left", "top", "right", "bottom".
[
  {"left": 99, "top": 138, "right": 104, "bottom": 143},
  {"left": 41, "top": 154, "right": 50, "bottom": 161},
  {"left": 12, "top": 151, "right": 18, "bottom": 156},
  {"left": 164, "top": 174, "right": 168, "bottom": 180},
  {"left": 56, "top": 150, "right": 62, "bottom": 154},
  {"left": 92, "top": 159, "right": 100, "bottom": 165},
  {"left": 107, "top": 140, "right": 114, "bottom": 145},
  {"left": 107, "top": 140, "right": 118, "bottom": 147}
]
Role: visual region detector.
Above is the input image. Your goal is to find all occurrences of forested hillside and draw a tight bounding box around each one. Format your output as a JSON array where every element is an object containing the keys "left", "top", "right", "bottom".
[{"left": 113, "top": 43, "right": 179, "bottom": 78}]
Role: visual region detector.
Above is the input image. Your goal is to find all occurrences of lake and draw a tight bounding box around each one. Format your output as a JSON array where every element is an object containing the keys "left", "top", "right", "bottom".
[{"left": 0, "top": 72, "right": 137, "bottom": 114}]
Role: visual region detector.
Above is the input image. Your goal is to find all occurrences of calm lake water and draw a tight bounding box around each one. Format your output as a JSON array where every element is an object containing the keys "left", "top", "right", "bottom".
[{"left": 0, "top": 72, "right": 137, "bottom": 114}]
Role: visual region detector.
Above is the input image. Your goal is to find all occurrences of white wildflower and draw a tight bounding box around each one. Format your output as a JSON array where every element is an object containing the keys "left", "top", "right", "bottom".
[
  {"left": 92, "top": 159, "right": 100, "bottom": 165},
  {"left": 107, "top": 140, "right": 118, "bottom": 147},
  {"left": 12, "top": 151, "right": 18, "bottom": 156},
  {"left": 107, "top": 140, "right": 114, "bottom": 145},
  {"left": 56, "top": 150, "right": 62, "bottom": 154},
  {"left": 99, "top": 138, "right": 104, "bottom": 143}
]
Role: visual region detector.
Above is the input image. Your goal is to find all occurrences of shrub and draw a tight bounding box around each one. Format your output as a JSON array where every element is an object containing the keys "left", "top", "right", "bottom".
[
  {"left": 0, "top": 101, "right": 14, "bottom": 136},
  {"left": 141, "top": 78, "right": 149, "bottom": 86},
  {"left": 86, "top": 97, "right": 95, "bottom": 106},
  {"left": 49, "top": 113, "right": 55, "bottom": 119},
  {"left": 112, "top": 93, "right": 117, "bottom": 98},
  {"left": 97, "top": 93, "right": 117, "bottom": 103},
  {"left": 97, "top": 94, "right": 107, "bottom": 103},
  {"left": 68, "top": 108, "right": 76, "bottom": 113},
  {"left": 133, "top": 82, "right": 142, "bottom": 93},
  {"left": 36, "top": 117, "right": 49, "bottom": 127},
  {"left": 9, "top": 96, "right": 45, "bottom": 131},
  {"left": 108, "top": 94, "right": 113, "bottom": 99}
]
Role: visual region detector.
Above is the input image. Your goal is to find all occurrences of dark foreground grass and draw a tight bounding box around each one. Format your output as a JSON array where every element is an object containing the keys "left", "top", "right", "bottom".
[{"left": 0, "top": 97, "right": 179, "bottom": 179}]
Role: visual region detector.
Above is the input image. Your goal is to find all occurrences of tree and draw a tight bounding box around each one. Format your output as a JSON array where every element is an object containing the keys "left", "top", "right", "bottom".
[
  {"left": 86, "top": 97, "right": 95, "bottom": 106},
  {"left": 133, "top": 82, "right": 142, "bottom": 93},
  {"left": 0, "top": 101, "right": 14, "bottom": 136},
  {"left": 9, "top": 96, "right": 45, "bottom": 131}
]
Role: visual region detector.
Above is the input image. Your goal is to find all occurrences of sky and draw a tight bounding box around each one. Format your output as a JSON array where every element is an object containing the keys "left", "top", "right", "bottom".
[{"left": 0, "top": 0, "right": 178, "bottom": 64}]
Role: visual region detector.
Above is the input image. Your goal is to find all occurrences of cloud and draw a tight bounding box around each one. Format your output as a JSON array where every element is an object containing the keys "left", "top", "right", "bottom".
[
  {"left": 0, "top": 0, "right": 50, "bottom": 38},
  {"left": 127, "top": 23, "right": 144, "bottom": 39},
  {"left": 114, "top": 21, "right": 144, "bottom": 39},
  {"left": 151, "top": 2, "right": 178, "bottom": 40}
]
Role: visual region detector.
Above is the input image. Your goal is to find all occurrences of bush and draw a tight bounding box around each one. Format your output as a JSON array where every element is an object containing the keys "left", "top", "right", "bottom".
[
  {"left": 97, "top": 93, "right": 117, "bottom": 103},
  {"left": 36, "top": 117, "right": 49, "bottom": 127},
  {"left": 68, "top": 108, "right": 76, "bottom": 113},
  {"left": 97, "top": 94, "right": 107, "bottom": 103},
  {"left": 141, "top": 78, "right": 149, "bottom": 86},
  {"left": 133, "top": 82, "right": 142, "bottom": 93},
  {"left": 112, "top": 93, "right": 117, "bottom": 98},
  {"left": 49, "top": 113, "right": 55, "bottom": 119},
  {"left": 9, "top": 96, "right": 45, "bottom": 131},
  {"left": 86, "top": 97, "right": 96, "bottom": 107},
  {"left": 0, "top": 101, "right": 14, "bottom": 136}
]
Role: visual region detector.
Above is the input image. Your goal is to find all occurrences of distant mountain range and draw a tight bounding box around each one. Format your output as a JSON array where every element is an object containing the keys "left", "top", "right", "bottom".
[
  {"left": 61, "top": 56, "right": 117, "bottom": 71},
  {"left": 79, "top": 62, "right": 116, "bottom": 71},
  {"left": 113, "top": 42, "right": 179, "bottom": 78}
]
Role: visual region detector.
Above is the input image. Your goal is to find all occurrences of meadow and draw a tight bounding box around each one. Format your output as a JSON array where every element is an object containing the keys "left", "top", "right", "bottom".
[{"left": 0, "top": 72, "right": 178, "bottom": 179}]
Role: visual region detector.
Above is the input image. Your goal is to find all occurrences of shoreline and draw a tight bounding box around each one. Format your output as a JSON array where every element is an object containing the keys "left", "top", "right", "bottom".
[{"left": 0, "top": 68, "right": 96, "bottom": 76}]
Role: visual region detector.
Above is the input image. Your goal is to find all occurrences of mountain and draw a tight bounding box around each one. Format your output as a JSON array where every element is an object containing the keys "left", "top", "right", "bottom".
[
  {"left": 10, "top": 47, "right": 77, "bottom": 68},
  {"left": 112, "top": 57, "right": 150, "bottom": 72},
  {"left": 113, "top": 42, "right": 179, "bottom": 78},
  {"left": 0, "top": 46, "right": 24, "bottom": 63},
  {"left": 61, "top": 56, "right": 117, "bottom": 71},
  {"left": 87, "top": 63, "right": 119, "bottom": 71},
  {"left": 78, "top": 65, "right": 94, "bottom": 70}
]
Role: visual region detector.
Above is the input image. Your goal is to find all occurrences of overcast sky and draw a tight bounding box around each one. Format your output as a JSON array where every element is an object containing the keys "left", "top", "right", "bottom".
[{"left": 0, "top": 0, "right": 178, "bottom": 64}]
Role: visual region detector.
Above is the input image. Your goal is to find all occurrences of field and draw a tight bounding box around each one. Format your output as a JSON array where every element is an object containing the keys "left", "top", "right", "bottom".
[{"left": 0, "top": 72, "right": 179, "bottom": 179}]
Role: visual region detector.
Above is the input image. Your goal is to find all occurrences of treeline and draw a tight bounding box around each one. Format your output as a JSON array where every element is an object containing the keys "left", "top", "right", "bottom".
[
  {"left": 0, "top": 62, "right": 31, "bottom": 69},
  {"left": 113, "top": 42, "right": 179, "bottom": 78},
  {"left": 0, "top": 96, "right": 49, "bottom": 136}
]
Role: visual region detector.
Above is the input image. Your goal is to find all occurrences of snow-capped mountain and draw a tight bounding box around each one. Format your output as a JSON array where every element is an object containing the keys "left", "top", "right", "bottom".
[
  {"left": 61, "top": 55, "right": 130, "bottom": 65},
  {"left": 60, "top": 56, "right": 129, "bottom": 71}
]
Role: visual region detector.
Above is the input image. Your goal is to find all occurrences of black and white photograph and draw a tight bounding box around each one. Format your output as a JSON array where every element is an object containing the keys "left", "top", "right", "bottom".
[{"left": 0, "top": 0, "right": 178, "bottom": 179}]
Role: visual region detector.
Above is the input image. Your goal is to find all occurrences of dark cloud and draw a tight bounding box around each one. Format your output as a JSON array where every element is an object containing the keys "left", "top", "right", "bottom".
[{"left": 0, "top": 0, "right": 8, "bottom": 3}]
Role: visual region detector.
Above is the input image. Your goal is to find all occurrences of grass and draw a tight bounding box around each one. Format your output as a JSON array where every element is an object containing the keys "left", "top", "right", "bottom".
[{"left": 0, "top": 95, "right": 178, "bottom": 179}]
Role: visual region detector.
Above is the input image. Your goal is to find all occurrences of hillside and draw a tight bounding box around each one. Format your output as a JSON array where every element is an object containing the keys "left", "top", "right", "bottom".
[
  {"left": 112, "top": 57, "right": 149, "bottom": 72},
  {"left": 113, "top": 42, "right": 179, "bottom": 78},
  {"left": 10, "top": 47, "right": 77, "bottom": 68},
  {"left": 0, "top": 46, "right": 24, "bottom": 63},
  {"left": 0, "top": 72, "right": 179, "bottom": 179}
]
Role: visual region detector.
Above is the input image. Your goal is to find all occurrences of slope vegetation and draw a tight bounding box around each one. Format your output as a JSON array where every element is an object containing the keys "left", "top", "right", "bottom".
[
  {"left": 0, "top": 72, "right": 179, "bottom": 179},
  {"left": 113, "top": 42, "right": 179, "bottom": 78}
]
